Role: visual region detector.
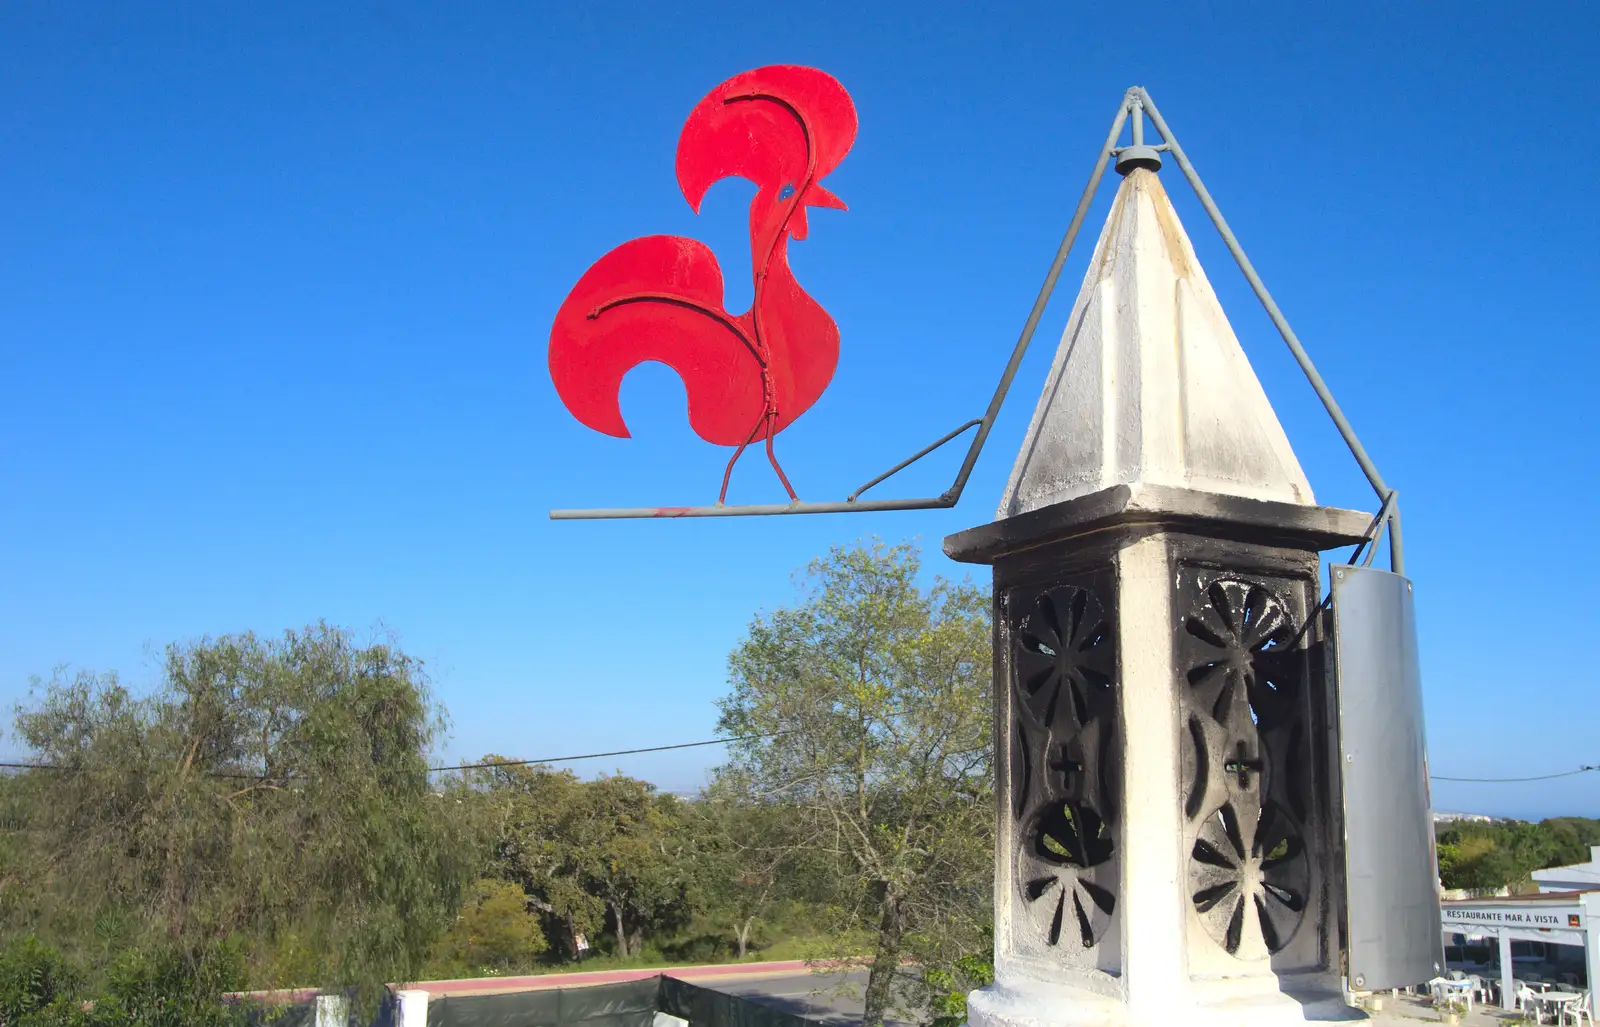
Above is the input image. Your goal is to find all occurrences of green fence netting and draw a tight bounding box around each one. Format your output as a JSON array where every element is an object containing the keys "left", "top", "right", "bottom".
[
  {"left": 423, "top": 975, "right": 660, "bottom": 1027},
  {"left": 251, "top": 973, "right": 824, "bottom": 1027},
  {"left": 658, "top": 976, "right": 817, "bottom": 1027}
]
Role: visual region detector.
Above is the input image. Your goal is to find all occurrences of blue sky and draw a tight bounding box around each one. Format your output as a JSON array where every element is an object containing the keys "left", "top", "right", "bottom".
[{"left": 1, "top": 3, "right": 1594, "bottom": 819}]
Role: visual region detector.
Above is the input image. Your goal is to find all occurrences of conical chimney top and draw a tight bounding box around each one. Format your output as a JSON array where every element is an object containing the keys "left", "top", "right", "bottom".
[{"left": 998, "top": 168, "right": 1314, "bottom": 520}]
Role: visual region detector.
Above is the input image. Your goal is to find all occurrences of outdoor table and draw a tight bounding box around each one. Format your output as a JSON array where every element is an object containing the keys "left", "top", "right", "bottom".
[
  {"left": 1437, "top": 979, "right": 1476, "bottom": 1011},
  {"left": 1538, "top": 991, "right": 1582, "bottom": 1023}
]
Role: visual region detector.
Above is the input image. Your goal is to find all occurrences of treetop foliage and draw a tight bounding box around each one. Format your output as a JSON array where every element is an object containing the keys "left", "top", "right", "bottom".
[
  {"left": 5, "top": 623, "right": 470, "bottom": 1016},
  {"left": 451, "top": 761, "right": 696, "bottom": 960},
  {"left": 716, "top": 540, "right": 993, "bottom": 1027},
  {"left": 1436, "top": 816, "right": 1600, "bottom": 893},
  {"left": 3, "top": 542, "right": 999, "bottom": 1027}
]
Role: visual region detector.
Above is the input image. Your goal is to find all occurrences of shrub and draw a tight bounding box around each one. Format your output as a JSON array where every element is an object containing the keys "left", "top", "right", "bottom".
[
  {"left": 428, "top": 879, "right": 548, "bottom": 976},
  {"left": 88, "top": 945, "right": 248, "bottom": 1027},
  {"left": 0, "top": 937, "right": 79, "bottom": 1025}
]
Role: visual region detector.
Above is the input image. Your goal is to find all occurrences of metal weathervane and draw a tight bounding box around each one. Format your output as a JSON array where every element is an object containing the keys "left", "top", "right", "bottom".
[{"left": 547, "top": 73, "right": 1403, "bottom": 572}]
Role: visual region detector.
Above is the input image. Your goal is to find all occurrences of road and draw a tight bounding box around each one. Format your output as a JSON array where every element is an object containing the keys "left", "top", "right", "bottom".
[{"left": 695, "top": 967, "right": 920, "bottom": 1027}]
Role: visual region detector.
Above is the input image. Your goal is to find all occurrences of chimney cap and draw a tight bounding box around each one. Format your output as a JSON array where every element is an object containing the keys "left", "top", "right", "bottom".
[{"left": 1115, "top": 145, "right": 1163, "bottom": 175}]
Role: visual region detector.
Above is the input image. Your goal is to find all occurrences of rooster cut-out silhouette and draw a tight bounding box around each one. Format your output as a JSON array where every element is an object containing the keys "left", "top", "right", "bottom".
[{"left": 548, "top": 65, "right": 858, "bottom": 503}]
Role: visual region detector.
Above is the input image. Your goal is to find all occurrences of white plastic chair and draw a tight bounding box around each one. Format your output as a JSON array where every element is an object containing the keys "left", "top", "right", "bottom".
[
  {"left": 1520, "top": 986, "right": 1543, "bottom": 1024},
  {"left": 1434, "top": 978, "right": 1475, "bottom": 1013},
  {"left": 1561, "top": 992, "right": 1592, "bottom": 1027}
]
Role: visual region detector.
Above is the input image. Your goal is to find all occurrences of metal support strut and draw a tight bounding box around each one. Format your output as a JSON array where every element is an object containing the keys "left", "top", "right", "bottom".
[
  {"left": 1131, "top": 89, "right": 1403, "bottom": 573},
  {"left": 552, "top": 85, "right": 1404, "bottom": 576}
]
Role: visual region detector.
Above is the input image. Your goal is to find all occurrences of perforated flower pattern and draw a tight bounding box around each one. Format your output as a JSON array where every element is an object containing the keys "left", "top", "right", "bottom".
[
  {"left": 1183, "top": 580, "right": 1299, "bottom": 731},
  {"left": 1015, "top": 586, "right": 1114, "bottom": 732},
  {"left": 1190, "top": 801, "right": 1308, "bottom": 956},
  {"left": 1010, "top": 583, "right": 1119, "bottom": 952},
  {"left": 1021, "top": 799, "right": 1116, "bottom": 949}
]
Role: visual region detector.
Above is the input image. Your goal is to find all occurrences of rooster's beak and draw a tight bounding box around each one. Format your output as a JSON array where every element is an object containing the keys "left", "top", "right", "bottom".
[{"left": 805, "top": 184, "right": 848, "bottom": 211}]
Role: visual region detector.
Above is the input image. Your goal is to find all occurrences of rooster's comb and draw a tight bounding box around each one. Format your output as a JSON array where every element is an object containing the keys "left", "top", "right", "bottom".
[{"left": 676, "top": 65, "right": 858, "bottom": 214}]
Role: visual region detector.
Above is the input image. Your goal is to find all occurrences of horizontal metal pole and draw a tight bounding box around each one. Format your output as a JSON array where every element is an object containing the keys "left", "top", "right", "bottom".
[{"left": 550, "top": 495, "right": 957, "bottom": 519}]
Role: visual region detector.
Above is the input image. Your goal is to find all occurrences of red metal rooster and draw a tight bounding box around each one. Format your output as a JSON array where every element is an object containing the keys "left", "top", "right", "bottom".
[{"left": 548, "top": 65, "right": 858, "bottom": 503}]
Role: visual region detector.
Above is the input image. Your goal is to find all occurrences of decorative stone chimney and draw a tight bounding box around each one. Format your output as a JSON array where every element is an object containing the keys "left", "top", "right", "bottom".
[{"left": 946, "top": 166, "right": 1371, "bottom": 1027}]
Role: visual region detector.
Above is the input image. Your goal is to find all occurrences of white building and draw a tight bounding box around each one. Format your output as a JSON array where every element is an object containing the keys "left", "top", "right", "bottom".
[
  {"left": 1433, "top": 811, "right": 1496, "bottom": 824},
  {"left": 1534, "top": 848, "right": 1600, "bottom": 894},
  {"left": 1442, "top": 891, "right": 1600, "bottom": 1008}
]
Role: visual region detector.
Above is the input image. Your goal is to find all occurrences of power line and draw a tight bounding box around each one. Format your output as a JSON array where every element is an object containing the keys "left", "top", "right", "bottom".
[
  {"left": 1431, "top": 766, "right": 1598, "bottom": 783},
  {"left": 426, "top": 735, "right": 772, "bottom": 773},
  {"left": 0, "top": 734, "right": 771, "bottom": 778},
  {"left": 5, "top": 749, "right": 1592, "bottom": 784}
]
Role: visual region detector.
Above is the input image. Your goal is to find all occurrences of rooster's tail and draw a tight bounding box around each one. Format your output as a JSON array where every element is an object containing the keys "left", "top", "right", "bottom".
[{"left": 548, "top": 235, "right": 768, "bottom": 447}]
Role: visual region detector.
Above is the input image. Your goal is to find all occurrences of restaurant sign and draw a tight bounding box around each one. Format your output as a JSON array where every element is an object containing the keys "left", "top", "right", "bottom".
[{"left": 1443, "top": 905, "right": 1583, "bottom": 930}]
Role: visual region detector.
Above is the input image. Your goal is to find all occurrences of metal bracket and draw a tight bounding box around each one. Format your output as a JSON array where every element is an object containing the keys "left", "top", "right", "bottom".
[{"left": 552, "top": 85, "right": 1405, "bottom": 575}]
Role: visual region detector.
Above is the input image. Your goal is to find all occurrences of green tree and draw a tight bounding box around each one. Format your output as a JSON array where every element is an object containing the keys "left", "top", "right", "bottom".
[
  {"left": 460, "top": 764, "right": 695, "bottom": 959},
  {"left": 0, "top": 772, "right": 28, "bottom": 930},
  {"left": 429, "top": 878, "right": 548, "bottom": 975},
  {"left": 716, "top": 540, "right": 993, "bottom": 1027},
  {"left": 7, "top": 624, "right": 471, "bottom": 1014},
  {"left": 575, "top": 776, "right": 695, "bottom": 958},
  {"left": 924, "top": 943, "right": 994, "bottom": 1027},
  {"left": 457, "top": 762, "right": 606, "bottom": 958},
  {"left": 1436, "top": 831, "right": 1517, "bottom": 891},
  {"left": 1430, "top": 817, "right": 1600, "bottom": 894},
  {"left": 688, "top": 778, "right": 800, "bottom": 959},
  {"left": 1436, "top": 841, "right": 1460, "bottom": 887},
  {"left": 1541, "top": 818, "right": 1600, "bottom": 867}
]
